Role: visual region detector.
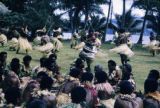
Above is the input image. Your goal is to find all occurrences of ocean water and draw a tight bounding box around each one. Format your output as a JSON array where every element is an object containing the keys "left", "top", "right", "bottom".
[{"left": 62, "top": 33, "right": 150, "bottom": 45}]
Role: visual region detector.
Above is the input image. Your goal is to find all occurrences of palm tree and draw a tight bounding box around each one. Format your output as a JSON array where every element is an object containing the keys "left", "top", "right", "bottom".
[
  {"left": 146, "top": 13, "right": 160, "bottom": 40},
  {"left": 133, "top": 0, "right": 160, "bottom": 44},
  {"left": 57, "top": 0, "right": 109, "bottom": 32},
  {"left": 109, "top": 9, "right": 142, "bottom": 34}
]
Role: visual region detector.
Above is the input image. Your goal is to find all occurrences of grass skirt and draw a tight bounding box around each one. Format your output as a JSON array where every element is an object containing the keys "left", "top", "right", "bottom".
[
  {"left": 143, "top": 40, "right": 159, "bottom": 50},
  {"left": 8, "top": 38, "right": 18, "bottom": 48},
  {"left": 52, "top": 38, "right": 63, "bottom": 51},
  {"left": 109, "top": 44, "right": 134, "bottom": 57},
  {"left": 18, "top": 37, "right": 32, "bottom": 51},
  {"left": 0, "top": 34, "right": 7, "bottom": 44},
  {"left": 35, "top": 42, "right": 54, "bottom": 53}
]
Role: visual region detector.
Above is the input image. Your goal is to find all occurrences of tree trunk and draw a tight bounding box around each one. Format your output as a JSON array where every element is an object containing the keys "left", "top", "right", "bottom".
[
  {"left": 122, "top": 0, "right": 126, "bottom": 29},
  {"left": 104, "top": 0, "right": 112, "bottom": 43},
  {"left": 137, "top": 9, "right": 148, "bottom": 44},
  {"left": 73, "top": 9, "right": 80, "bottom": 32}
]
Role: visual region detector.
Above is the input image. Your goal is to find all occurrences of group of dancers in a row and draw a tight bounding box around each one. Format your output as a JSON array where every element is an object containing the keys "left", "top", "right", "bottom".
[{"left": 0, "top": 27, "right": 160, "bottom": 71}]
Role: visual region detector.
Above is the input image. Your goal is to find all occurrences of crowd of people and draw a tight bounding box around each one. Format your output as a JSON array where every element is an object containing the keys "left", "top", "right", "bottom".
[{"left": 0, "top": 26, "right": 159, "bottom": 108}]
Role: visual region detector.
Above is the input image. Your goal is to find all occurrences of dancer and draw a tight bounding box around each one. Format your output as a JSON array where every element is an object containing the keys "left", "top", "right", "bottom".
[
  {"left": 51, "top": 27, "right": 63, "bottom": 52},
  {"left": 33, "top": 27, "right": 46, "bottom": 45},
  {"left": 79, "top": 32, "right": 98, "bottom": 72},
  {"left": 109, "top": 29, "right": 134, "bottom": 65},
  {"left": 16, "top": 27, "right": 32, "bottom": 54},
  {"left": 34, "top": 35, "right": 54, "bottom": 56},
  {"left": 70, "top": 32, "right": 79, "bottom": 49},
  {"left": 0, "top": 31, "right": 7, "bottom": 46},
  {"left": 143, "top": 32, "right": 160, "bottom": 56}
]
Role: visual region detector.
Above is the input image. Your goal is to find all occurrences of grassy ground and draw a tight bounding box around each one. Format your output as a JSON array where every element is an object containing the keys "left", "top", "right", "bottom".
[{"left": 0, "top": 41, "right": 160, "bottom": 91}]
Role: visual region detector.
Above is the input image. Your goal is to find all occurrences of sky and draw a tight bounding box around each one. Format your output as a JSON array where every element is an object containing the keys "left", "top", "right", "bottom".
[
  {"left": 101, "top": 0, "right": 145, "bottom": 19},
  {"left": 58, "top": 0, "right": 145, "bottom": 19}
]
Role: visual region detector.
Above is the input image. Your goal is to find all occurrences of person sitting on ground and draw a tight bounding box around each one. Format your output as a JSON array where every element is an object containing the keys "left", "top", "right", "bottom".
[
  {"left": 45, "top": 53, "right": 62, "bottom": 82},
  {"left": 147, "top": 70, "right": 160, "bottom": 92},
  {"left": 23, "top": 80, "right": 40, "bottom": 104},
  {"left": 114, "top": 80, "right": 143, "bottom": 108},
  {"left": 4, "top": 87, "right": 21, "bottom": 107},
  {"left": 60, "top": 68, "right": 80, "bottom": 94},
  {"left": 60, "top": 86, "right": 88, "bottom": 108},
  {"left": 7, "top": 58, "right": 22, "bottom": 77},
  {"left": 95, "top": 71, "right": 115, "bottom": 108},
  {"left": 70, "top": 58, "right": 86, "bottom": 79},
  {"left": 2, "top": 71, "right": 20, "bottom": 92},
  {"left": 143, "top": 78, "right": 160, "bottom": 108},
  {"left": 0, "top": 52, "right": 7, "bottom": 68},
  {"left": 32, "top": 57, "right": 47, "bottom": 76},
  {"left": 0, "top": 52, "right": 7, "bottom": 81},
  {"left": 107, "top": 60, "right": 122, "bottom": 86},
  {"left": 81, "top": 72, "right": 98, "bottom": 108},
  {"left": 21, "top": 55, "right": 32, "bottom": 77},
  {"left": 121, "top": 63, "right": 136, "bottom": 90}
]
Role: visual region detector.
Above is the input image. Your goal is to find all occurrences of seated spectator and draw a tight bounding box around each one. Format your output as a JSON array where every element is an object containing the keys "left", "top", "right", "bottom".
[
  {"left": 81, "top": 72, "right": 98, "bottom": 108},
  {"left": 61, "top": 86, "right": 88, "bottom": 108},
  {"left": 4, "top": 87, "right": 21, "bottom": 107},
  {"left": 114, "top": 80, "right": 143, "bottom": 108},
  {"left": 2, "top": 71, "right": 20, "bottom": 92},
  {"left": 32, "top": 57, "right": 47, "bottom": 75},
  {"left": 7, "top": 58, "right": 22, "bottom": 77},
  {"left": 26, "top": 99, "right": 47, "bottom": 108},
  {"left": 108, "top": 60, "right": 122, "bottom": 86},
  {"left": 143, "top": 79, "right": 160, "bottom": 108},
  {"left": 40, "top": 76, "right": 54, "bottom": 91},
  {"left": 121, "top": 63, "right": 136, "bottom": 90},
  {"left": 95, "top": 71, "right": 115, "bottom": 108},
  {"left": 95, "top": 71, "right": 114, "bottom": 95},
  {"left": 70, "top": 58, "right": 86, "bottom": 79},
  {"left": 61, "top": 68, "right": 80, "bottom": 94},
  {"left": 147, "top": 70, "right": 160, "bottom": 92},
  {"left": 21, "top": 55, "right": 32, "bottom": 77}
]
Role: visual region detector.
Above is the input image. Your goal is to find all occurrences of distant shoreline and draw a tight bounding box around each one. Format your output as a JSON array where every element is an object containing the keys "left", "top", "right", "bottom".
[{"left": 62, "top": 32, "right": 150, "bottom": 44}]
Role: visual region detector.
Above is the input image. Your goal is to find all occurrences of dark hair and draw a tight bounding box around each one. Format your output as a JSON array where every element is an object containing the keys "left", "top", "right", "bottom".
[
  {"left": 40, "top": 57, "right": 47, "bottom": 67},
  {"left": 10, "top": 58, "right": 20, "bottom": 74},
  {"left": 147, "top": 70, "right": 160, "bottom": 81},
  {"left": 123, "top": 63, "right": 132, "bottom": 72},
  {"left": 108, "top": 60, "right": 116, "bottom": 67},
  {"left": 71, "top": 86, "right": 86, "bottom": 103},
  {"left": 48, "top": 53, "right": 57, "bottom": 62},
  {"left": 75, "top": 58, "right": 84, "bottom": 68},
  {"left": 37, "top": 71, "right": 48, "bottom": 79},
  {"left": 27, "top": 99, "right": 47, "bottom": 108},
  {"left": 144, "top": 78, "right": 158, "bottom": 94},
  {"left": 94, "top": 65, "right": 103, "bottom": 73},
  {"left": 23, "top": 55, "right": 32, "bottom": 62},
  {"left": 5, "top": 87, "right": 21, "bottom": 105},
  {"left": 119, "top": 80, "right": 134, "bottom": 94},
  {"left": 69, "top": 68, "right": 81, "bottom": 78},
  {"left": 40, "top": 76, "right": 53, "bottom": 90},
  {"left": 95, "top": 71, "right": 108, "bottom": 83},
  {"left": 81, "top": 72, "right": 93, "bottom": 82}
]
